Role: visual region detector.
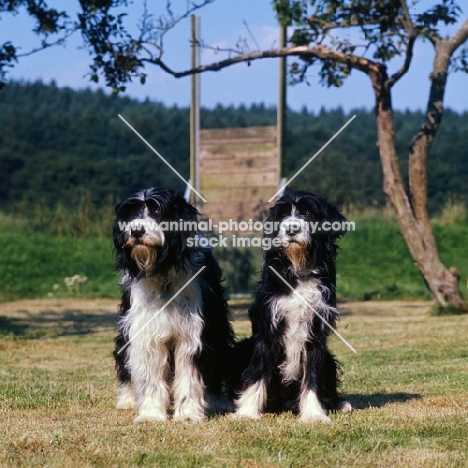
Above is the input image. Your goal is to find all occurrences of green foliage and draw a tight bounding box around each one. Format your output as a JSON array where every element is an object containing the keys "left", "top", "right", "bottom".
[
  {"left": 1, "top": 1, "right": 467, "bottom": 92},
  {"left": 0, "top": 0, "right": 72, "bottom": 88},
  {"left": 78, "top": 0, "right": 144, "bottom": 92},
  {"left": 213, "top": 242, "right": 263, "bottom": 295},
  {"left": 272, "top": 0, "right": 465, "bottom": 88},
  {"left": 1, "top": 81, "right": 467, "bottom": 214},
  {"left": 0, "top": 81, "right": 190, "bottom": 207}
]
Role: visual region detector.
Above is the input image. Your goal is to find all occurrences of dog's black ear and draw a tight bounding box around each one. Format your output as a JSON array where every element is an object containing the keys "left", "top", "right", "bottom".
[
  {"left": 177, "top": 198, "right": 200, "bottom": 238},
  {"left": 324, "top": 202, "right": 348, "bottom": 240}
]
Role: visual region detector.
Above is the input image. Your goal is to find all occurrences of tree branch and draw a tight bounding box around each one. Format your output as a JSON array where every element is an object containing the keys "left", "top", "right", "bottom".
[
  {"left": 146, "top": 43, "right": 382, "bottom": 78},
  {"left": 408, "top": 17, "right": 468, "bottom": 233},
  {"left": 307, "top": 16, "right": 386, "bottom": 31},
  {"left": 386, "top": 0, "right": 417, "bottom": 88},
  {"left": 386, "top": 35, "right": 415, "bottom": 88},
  {"left": 15, "top": 28, "right": 77, "bottom": 59},
  {"left": 448, "top": 18, "right": 468, "bottom": 54}
]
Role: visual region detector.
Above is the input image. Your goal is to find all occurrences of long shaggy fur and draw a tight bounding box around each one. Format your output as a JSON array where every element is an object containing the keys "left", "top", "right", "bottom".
[
  {"left": 113, "top": 187, "right": 235, "bottom": 423},
  {"left": 234, "top": 190, "right": 352, "bottom": 422}
]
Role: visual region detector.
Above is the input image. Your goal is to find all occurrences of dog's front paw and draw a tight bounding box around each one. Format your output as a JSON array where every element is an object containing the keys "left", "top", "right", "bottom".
[
  {"left": 116, "top": 383, "right": 135, "bottom": 409},
  {"left": 134, "top": 410, "right": 167, "bottom": 423},
  {"left": 299, "top": 413, "right": 332, "bottom": 423},
  {"left": 173, "top": 412, "right": 206, "bottom": 424},
  {"left": 230, "top": 408, "right": 262, "bottom": 420},
  {"left": 173, "top": 413, "right": 206, "bottom": 424},
  {"left": 299, "top": 390, "right": 332, "bottom": 423},
  {"left": 116, "top": 400, "right": 135, "bottom": 410},
  {"left": 173, "top": 401, "right": 206, "bottom": 424}
]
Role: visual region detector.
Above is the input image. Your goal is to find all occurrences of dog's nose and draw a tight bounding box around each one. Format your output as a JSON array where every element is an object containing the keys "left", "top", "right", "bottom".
[
  {"left": 131, "top": 226, "right": 146, "bottom": 238},
  {"left": 285, "top": 223, "right": 301, "bottom": 235}
]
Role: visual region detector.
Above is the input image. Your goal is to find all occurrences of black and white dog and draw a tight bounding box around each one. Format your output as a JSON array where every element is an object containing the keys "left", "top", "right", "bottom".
[
  {"left": 234, "top": 190, "right": 352, "bottom": 422},
  {"left": 113, "top": 187, "right": 235, "bottom": 423}
]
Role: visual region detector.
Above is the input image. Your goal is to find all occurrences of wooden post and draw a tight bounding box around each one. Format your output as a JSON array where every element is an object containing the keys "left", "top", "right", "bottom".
[
  {"left": 277, "top": 24, "right": 287, "bottom": 187},
  {"left": 190, "top": 14, "right": 201, "bottom": 208}
]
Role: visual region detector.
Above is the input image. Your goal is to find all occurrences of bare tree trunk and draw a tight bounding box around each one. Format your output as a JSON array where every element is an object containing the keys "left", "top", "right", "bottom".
[{"left": 369, "top": 64, "right": 464, "bottom": 307}]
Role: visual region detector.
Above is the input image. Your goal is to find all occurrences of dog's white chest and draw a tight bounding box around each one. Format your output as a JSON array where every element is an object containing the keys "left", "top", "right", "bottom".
[
  {"left": 274, "top": 279, "right": 323, "bottom": 322},
  {"left": 122, "top": 276, "right": 203, "bottom": 347},
  {"left": 274, "top": 279, "right": 325, "bottom": 381}
]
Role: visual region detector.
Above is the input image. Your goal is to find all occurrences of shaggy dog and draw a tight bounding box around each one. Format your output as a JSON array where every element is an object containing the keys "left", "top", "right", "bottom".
[
  {"left": 234, "top": 190, "right": 352, "bottom": 422},
  {"left": 112, "top": 187, "right": 234, "bottom": 423}
]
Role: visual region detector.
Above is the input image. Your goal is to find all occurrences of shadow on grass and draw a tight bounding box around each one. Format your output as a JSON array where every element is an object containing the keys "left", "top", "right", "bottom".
[
  {"left": 0, "top": 310, "right": 117, "bottom": 339},
  {"left": 347, "top": 392, "right": 422, "bottom": 409}
]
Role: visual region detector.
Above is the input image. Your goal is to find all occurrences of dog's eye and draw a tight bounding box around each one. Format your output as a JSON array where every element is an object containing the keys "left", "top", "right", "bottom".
[
  {"left": 298, "top": 204, "right": 312, "bottom": 216},
  {"left": 118, "top": 203, "right": 140, "bottom": 220},
  {"left": 146, "top": 200, "right": 161, "bottom": 215},
  {"left": 279, "top": 204, "right": 292, "bottom": 217}
]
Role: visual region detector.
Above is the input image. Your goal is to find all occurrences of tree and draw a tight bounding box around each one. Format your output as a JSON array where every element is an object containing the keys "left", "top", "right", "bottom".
[
  {"left": 0, "top": 0, "right": 71, "bottom": 88},
  {"left": 120, "top": 0, "right": 468, "bottom": 309},
  {"left": 0, "top": 0, "right": 212, "bottom": 91},
  {"left": 1, "top": 0, "right": 468, "bottom": 308}
]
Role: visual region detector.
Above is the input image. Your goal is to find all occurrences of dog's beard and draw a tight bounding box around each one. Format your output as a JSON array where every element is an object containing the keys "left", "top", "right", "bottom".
[
  {"left": 284, "top": 242, "right": 307, "bottom": 271},
  {"left": 131, "top": 245, "right": 158, "bottom": 273}
]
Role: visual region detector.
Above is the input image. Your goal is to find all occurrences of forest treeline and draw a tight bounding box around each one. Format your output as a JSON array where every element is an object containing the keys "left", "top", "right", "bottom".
[{"left": 1, "top": 80, "right": 467, "bottom": 213}]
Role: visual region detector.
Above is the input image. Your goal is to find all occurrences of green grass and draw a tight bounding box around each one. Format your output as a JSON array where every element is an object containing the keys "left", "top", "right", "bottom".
[
  {"left": 1, "top": 210, "right": 468, "bottom": 302},
  {"left": 0, "top": 299, "right": 467, "bottom": 467},
  {"left": 336, "top": 215, "right": 468, "bottom": 301},
  {"left": 0, "top": 231, "right": 118, "bottom": 302}
]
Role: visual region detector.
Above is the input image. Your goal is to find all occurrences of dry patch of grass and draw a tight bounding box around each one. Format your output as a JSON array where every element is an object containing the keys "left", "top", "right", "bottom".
[{"left": 1, "top": 299, "right": 468, "bottom": 467}]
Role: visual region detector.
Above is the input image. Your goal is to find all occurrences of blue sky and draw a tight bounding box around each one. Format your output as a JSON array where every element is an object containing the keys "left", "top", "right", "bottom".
[{"left": 2, "top": 0, "right": 468, "bottom": 113}]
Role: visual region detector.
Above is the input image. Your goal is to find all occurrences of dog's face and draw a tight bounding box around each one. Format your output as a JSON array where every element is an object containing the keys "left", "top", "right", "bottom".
[
  {"left": 113, "top": 188, "right": 198, "bottom": 276},
  {"left": 266, "top": 190, "right": 347, "bottom": 273}
]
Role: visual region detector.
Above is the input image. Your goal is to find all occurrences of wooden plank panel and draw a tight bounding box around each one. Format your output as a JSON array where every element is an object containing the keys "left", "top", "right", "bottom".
[
  {"left": 200, "top": 172, "right": 278, "bottom": 188},
  {"left": 200, "top": 157, "right": 277, "bottom": 173},
  {"left": 200, "top": 187, "right": 276, "bottom": 200},
  {"left": 200, "top": 148, "right": 277, "bottom": 159},
  {"left": 199, "top": 202, "right": 271, "bottom": 224},
  {"left": 200, "top": 126, "right": 277, "bottom": 143},
  {"left": 198, "top": 126, "right": 279, "bottom": 223}
]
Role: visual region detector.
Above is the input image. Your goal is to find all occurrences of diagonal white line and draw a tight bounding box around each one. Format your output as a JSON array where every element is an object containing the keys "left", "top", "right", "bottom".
[
  {"left": 118, "top": 114, "right": 207, "bottom": 203},
  {"left": 268, "top": 266, "right": 357, "bottom": 354},
  {"left": 268, "top": 115, "right": 357, "bottom": 202},
  {"left": 116, "top": 266, "right": 206, "bottom": 355}
]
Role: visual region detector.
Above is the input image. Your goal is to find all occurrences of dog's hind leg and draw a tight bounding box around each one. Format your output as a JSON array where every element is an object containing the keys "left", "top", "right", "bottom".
[
  {"left": 299, "top": 343, "right": 333, "bottom": 423},
  {"left": 233, "top": 340, "right": 269, "bottom": 419},
  {"left": 233, "top": 379, "right": 268, "bottom": 419}
]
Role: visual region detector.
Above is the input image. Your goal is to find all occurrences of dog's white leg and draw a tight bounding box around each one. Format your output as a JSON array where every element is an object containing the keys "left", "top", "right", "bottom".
[
  {"left": 172, "top": 341, "right": 206, "bottom": 423},
  {"left": 233, "top": 380, "right": 267, "bottom": 419},
  {"left": 131, "top": 341, "right": 170, "bottom": 423},
  {"left": 299, "top": 388, "right": 332, "bottom": 423},
  {"left": 116, "top": 382, "right": 135, "bottom": 409}
]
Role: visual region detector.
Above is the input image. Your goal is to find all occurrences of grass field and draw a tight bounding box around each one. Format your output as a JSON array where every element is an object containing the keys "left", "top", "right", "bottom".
[{"left": 1, "top": 298, "right": 467, "bottom": 467}]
